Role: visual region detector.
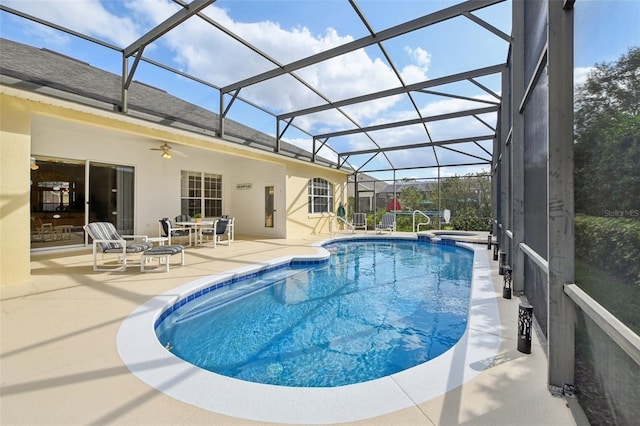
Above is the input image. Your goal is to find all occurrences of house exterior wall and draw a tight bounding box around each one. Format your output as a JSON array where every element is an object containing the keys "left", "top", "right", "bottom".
[
  {"left": 284, "top": 162, "right": 347, "bottom": 238},
  {"left": 0, "top": 86, "right": 348, "bottom": 285},
  {"left": 0, "top": 94, "right": 32, "bottom": 285}
]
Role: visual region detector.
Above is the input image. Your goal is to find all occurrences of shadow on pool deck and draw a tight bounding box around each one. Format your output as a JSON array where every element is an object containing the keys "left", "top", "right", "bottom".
[{"left": 0, "top": 233, "right": 577, "bottom": 425}]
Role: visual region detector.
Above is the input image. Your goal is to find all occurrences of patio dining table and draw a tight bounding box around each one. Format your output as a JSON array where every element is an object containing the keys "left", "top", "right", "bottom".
[{"left": 175, "top": 221, "right": 214, "bottom": 245}]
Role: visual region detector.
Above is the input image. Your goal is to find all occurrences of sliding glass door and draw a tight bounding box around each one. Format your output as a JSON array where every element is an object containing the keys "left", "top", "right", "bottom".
[
  {"left": 30, "top": 157, "right": 85, "bottom": 249},
  {"left": 88, "top": 162, "right": 135, "bottom": 235},
  {"left": 30, "top": 157, "right": 134, "bottom": 249}
]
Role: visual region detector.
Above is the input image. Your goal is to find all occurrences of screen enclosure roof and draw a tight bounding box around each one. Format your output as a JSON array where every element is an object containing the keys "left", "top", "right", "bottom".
[{"left": 0, "top": 0, "right": 511, "bottom": 179}]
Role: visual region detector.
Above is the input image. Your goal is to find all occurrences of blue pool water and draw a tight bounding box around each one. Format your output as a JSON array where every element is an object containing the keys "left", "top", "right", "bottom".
[{"left": 156, "top": 239, "right": 473, "bottom": 387}]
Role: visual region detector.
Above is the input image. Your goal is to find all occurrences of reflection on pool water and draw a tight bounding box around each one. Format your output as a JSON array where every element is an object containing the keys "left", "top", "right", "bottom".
[{"left": 155, "top": 239, "right": 473, "bottom": 387}]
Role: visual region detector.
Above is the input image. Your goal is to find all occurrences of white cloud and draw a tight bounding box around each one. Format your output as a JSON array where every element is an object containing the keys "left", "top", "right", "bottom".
[
  {"left": 400, "top": 46, "right": 431, "bottom": 83},
  {"left": 574, "top": 66, "right": 593, "bottom": 87},
  {"left": 3, "top": 0, "right": 142, "bottom": 47},
  {"left": 125, "top": 2, "right": 431, "bottom": 130}
]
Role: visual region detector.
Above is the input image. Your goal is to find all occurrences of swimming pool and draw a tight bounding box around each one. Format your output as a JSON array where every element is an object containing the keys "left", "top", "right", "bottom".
[
  {"left": 155, "top": 239, "right": 473, "bottom": 387},
  {"left": 117, "top": 235, "right": 501, "bottom": 424}
]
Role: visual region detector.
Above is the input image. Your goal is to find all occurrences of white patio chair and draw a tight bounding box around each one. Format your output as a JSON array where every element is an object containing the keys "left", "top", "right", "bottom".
[
  {"left": 376, "top": 213, "right": 396, "bottom": 234},
  {"left": 353, "top": 212, "right": 367, "bottom": 233},
  {"left": 159, "top": 218, "right": 192, "bottom": 246},
  {"left": 84, "top": 222, "right": 151, "bottom": 271},
  {"left": 200, "top": 218, "right": 231, "bottom": 247}
]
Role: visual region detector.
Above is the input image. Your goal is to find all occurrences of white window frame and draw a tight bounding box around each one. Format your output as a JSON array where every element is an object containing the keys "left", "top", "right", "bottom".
[
  {"left": 308, "top": 177, "right": 334, "bottom": 214},
  {"left": 181, "top": 170, "right": 222, "bottom": 217}
]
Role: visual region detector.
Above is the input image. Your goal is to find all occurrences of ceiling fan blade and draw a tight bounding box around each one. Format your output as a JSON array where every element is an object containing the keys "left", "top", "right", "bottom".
[
  {"left": 150, "top": 143, "right": 172, "bottom": 151},
  {"left": 149, "top": 143, "right": 187, "bottom": 158}
]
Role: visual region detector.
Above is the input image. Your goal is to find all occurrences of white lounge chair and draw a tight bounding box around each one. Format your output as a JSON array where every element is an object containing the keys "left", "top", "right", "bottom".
[
  {"left": 376, "top": 213, "right": 396, "bottom": 234},
  {"left": 84, "top": 222, "right": 152, "bottom": 271},
  {"left": 353, "top": 212, "right": 367, "bottom": 233}
]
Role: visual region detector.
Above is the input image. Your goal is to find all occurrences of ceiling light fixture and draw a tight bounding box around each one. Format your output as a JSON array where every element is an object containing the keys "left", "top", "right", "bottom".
[{"left": 161, "top": 151, "right": 171, "bottom": 159}]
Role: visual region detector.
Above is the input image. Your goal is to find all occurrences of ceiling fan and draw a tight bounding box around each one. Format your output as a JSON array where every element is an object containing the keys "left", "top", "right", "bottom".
[{"left": 150, "top": 143, "right": 186, "bottom": 159}]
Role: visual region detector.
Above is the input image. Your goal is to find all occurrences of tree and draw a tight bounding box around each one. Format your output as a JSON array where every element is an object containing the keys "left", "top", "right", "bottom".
[
  {"left": 439, "top": 173, "right": 491, "bottom": 219},
  {"left": 574, "top": 47, "right": 640, "bottom": 216},
  {"left": 399, "top": 186, "right": 424, "bottom": 212},
  {"left": 575, "top": 47, "right": 640, "bottom": 131}
]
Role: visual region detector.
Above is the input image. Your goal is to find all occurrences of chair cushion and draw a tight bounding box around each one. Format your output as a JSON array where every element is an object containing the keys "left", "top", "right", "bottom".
[
  {"left": 85, "top": 222, "right": 125, "bottom": 251},
  {"left": 159, "top": 218, "right": 170, "bottom": 237},
  {"left": 201, "top": 219, "right": 228, "bottom": 236},
  {"left": 104, "top": 242, "right": 153, "bottom": 254},
  {"left": 143, "top": 245, "right": 185, "bottom": 255}
]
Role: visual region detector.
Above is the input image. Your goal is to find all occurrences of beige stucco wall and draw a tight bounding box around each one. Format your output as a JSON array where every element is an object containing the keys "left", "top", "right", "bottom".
[
  {"left": 28, "top": 114, "right": 292, "bottom": 239},
  {"left": 284, "top": 162, "right": 347, "bottom": 238},
  {"left": 0, "top": 94, "right": 32, "bottom": 285},
  {"left": 0, "top": 86, "right": 348, "bottom": 285}
]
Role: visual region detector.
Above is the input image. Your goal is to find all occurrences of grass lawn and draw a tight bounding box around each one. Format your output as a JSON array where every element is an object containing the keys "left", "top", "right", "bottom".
[{"left": 575, "top": 259, "right": 640, "bottom": 335}]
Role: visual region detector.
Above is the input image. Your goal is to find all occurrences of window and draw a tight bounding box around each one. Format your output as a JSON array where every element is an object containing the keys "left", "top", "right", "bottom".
[
  {"left": 308, "top": 177, "right": 333, "bottom": 214},
  {"left": 181, "top": 171, "right": 222, "bottom": 217}
]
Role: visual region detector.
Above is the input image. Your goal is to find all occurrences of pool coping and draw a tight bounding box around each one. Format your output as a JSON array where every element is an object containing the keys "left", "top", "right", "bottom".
[{"left": 117, "top": 236, "right": 501, "bottom": 424}]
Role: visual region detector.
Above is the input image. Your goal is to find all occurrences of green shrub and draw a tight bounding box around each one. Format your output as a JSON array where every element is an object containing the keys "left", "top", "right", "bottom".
[
  {"left": 575, "top": 214, "right": 640, "bottom": 287},
  {"left": 451, "top": 207, "right": 492, "bottom": 231},
  {"left": 395, "top": 215, "right": 433, "bottom": 232},
  {"left": 365, "top": 209, "right": 387, "bottom": 231},
  {"left": 576, "top": 260, "right": 640, "bottom": 334}
]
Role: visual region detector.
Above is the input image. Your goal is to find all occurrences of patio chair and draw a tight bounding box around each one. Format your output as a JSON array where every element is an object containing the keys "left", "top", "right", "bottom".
[
  {"left": 221, "top": 215, "right": 235, "bottom": 242},
  {"left": 84, "top": 222, "right": 152, "bottom": 272},
  {"left": 200, "top": 218, "right": 230, "bottom": 247},
  {"left": 376, "top": 213, "right": 396, "bottom": 234},
  {"left": 174, "top": 214, "right": 192, "bottom": 223},
  {"left": 159, "top": 218, "right": 192, "bottom": 246},
  {"left": 353, "top": 212, "right": 367, "bottom": 233},
  {"left": 31, "top": 217, "right": 54, "bottom": 242}
]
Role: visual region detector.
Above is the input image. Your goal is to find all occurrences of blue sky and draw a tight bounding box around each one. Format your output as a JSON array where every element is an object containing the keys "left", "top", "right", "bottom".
[
  {"left": 1, "top": 0, "right": 637, "bottom": 180},
  {"left": 573, "top": 0, "right": 640, "bottom": 86}
]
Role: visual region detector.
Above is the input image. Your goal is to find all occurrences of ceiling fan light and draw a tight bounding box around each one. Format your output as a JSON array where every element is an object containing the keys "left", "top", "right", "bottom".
[{"left": 161, "top": 151, "right": 171, "bottom": 159}]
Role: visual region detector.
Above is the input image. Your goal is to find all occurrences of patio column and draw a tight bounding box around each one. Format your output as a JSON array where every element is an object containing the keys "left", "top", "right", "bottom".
[
  {"left": 547, "top": 0, "right": 575, "bottom": 388},
  {"left": 511, "top": 0, "right": 525, "bottom": 294},
  {"left": 0, "top": 99, "right": 31, "bottom": 284}
]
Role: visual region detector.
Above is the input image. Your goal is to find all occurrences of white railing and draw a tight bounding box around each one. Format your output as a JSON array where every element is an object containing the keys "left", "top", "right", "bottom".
[
  {"left": 335, "top": 216, "right": 354, "bottom": 234},
  {"left": 412, "top": 210, "right": 431, "bottom": 232},
  {"left": 519, "top": 242, "right": 549, "bottom": 274},
  {"left": 565, "top": 284, "right": 640, "bottom": 365}
]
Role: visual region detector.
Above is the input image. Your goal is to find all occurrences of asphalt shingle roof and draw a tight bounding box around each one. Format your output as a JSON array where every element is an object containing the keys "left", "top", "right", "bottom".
[{"left": 0, "top": 38, "right": 336, "bottom": 167}]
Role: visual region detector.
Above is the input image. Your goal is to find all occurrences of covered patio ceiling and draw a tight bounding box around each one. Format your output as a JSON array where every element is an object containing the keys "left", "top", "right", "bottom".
[{"left": 1, "top": 0, "right": 511, "bottom": 179}]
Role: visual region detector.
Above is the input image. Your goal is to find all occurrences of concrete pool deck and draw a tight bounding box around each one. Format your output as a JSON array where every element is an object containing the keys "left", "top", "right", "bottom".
[{"left": 1, "top": 232, "right": 577, "bottom": 425}]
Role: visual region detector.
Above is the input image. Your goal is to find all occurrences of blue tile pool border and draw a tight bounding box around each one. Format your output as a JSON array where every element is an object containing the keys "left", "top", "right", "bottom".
[{"left": 154, "top": 258, "right": 333, "bottom": 329}]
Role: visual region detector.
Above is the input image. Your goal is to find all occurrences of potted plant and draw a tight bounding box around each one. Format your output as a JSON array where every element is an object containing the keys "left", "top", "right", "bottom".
[{"left": 193, "top": 213, "right": 202, "bottom": 223}]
